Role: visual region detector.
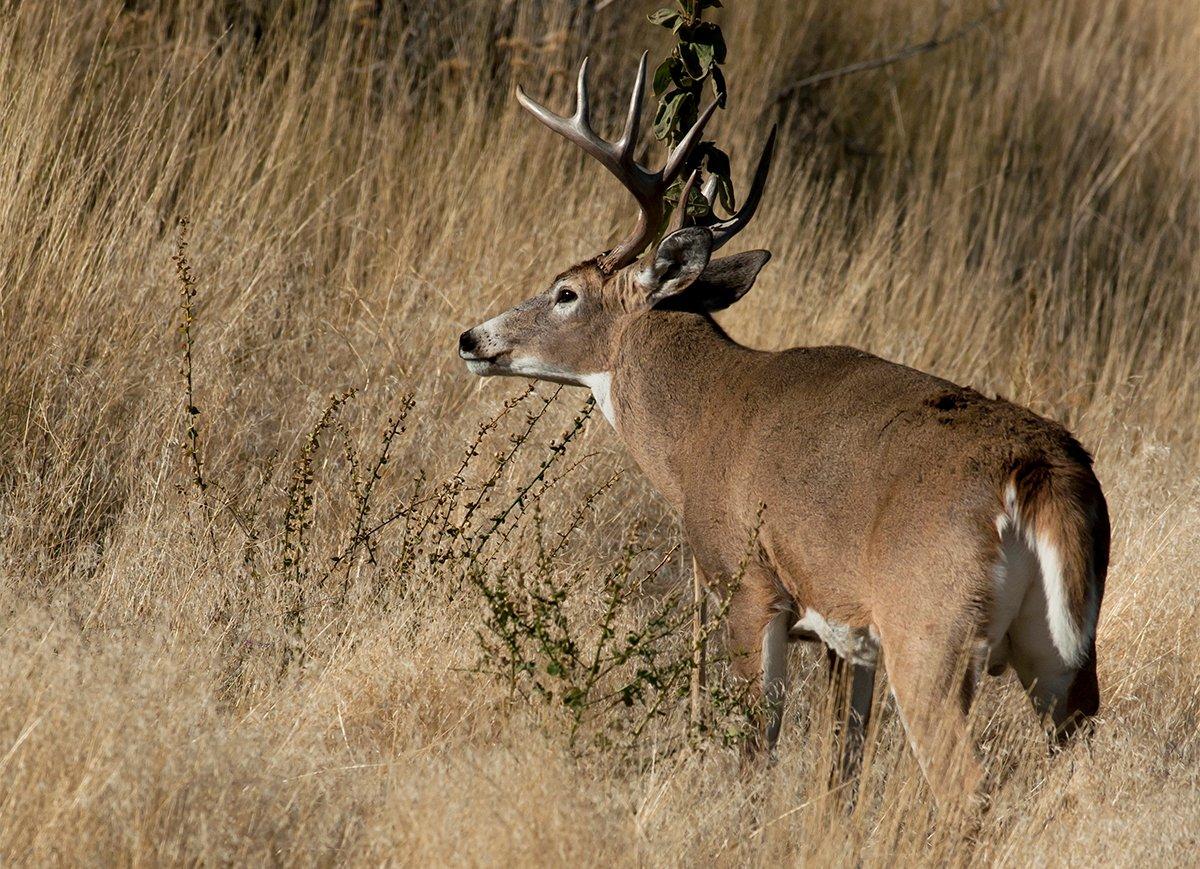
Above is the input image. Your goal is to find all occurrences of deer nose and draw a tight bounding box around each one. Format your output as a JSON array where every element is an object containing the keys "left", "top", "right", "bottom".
[{"left": 458, "top": 329, "right": 478, "bottom": 357}]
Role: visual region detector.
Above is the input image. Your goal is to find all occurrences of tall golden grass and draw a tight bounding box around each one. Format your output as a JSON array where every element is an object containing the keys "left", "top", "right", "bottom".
[{"left": 1, "top": 0, "right": 1197, "bottom": 863}]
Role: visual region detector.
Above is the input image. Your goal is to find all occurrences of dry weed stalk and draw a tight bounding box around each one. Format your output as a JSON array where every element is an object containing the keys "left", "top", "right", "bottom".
[{"left": 171, "top": 233, "right": 726, "bottom": 728}]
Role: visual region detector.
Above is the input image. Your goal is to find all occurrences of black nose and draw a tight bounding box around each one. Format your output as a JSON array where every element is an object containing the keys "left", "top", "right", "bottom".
[{"left": 458, "top": 329, "right": 478, "bottom": 356}]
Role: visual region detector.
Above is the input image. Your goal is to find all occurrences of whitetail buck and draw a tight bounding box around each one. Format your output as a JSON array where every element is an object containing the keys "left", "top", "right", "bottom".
[{"left": 458, "top": 54, "right": 1109, "bottom": 805}]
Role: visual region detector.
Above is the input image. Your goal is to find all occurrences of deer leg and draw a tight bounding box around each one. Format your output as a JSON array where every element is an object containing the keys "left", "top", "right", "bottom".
[
  {"left": 875, "top": 621, "right": 984, "bottom": 810},
  {"left": 727, "top": 580, "right": 792, "bottom": 754},
  {"left": 762, "top": 609, "right": 791, "bottom": 750},
  {"left": 843, "top": 661, "right": 876, "bottom": 781},
  {"left": 826, "top": 650, "right": 875, "bottom": 788}
]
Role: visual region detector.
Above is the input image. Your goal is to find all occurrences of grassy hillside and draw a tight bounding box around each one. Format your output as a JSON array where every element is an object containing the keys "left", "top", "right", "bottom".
[{"left": 0, "top": 0, "right": 1196, "bottom": 863}]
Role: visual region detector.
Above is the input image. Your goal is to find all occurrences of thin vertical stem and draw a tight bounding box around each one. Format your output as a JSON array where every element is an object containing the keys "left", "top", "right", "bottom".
[{"left": 690, "top": 556, "right": 708, "bottom": 728}]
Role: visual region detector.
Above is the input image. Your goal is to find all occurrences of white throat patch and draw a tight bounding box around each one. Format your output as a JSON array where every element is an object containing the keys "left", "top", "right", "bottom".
[{"left": 580, "top": 372, "right": 617, "bottom": 428}]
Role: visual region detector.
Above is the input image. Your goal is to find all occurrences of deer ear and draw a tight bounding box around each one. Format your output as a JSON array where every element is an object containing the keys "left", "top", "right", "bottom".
[
  {"left": 676, "top": 249, "right": 772, "bottom": 312},
  {"left": 639, "top": 227, "right": 713, "bottom": 306}
]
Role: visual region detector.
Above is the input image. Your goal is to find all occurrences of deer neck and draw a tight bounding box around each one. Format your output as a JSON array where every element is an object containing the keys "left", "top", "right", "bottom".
[{"left": 603, "top": 310, "right": 750, "bottom": 506}]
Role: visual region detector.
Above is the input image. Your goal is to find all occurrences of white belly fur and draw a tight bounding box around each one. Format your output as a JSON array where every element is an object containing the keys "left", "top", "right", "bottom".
[{"left": 792, "top": 608, "right": 880, "bottom": 667}]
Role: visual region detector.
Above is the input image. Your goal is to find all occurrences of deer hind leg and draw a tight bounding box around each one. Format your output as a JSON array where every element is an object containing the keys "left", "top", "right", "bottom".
[
  {"left": 826, "top": 649, "right": 877, "bottom": 783},
  {"left": 1008, "top": 614, "right": 1098, "bottom": 743},
  {"left": 726, "top": 577, "right": 792, "bottom": 754},
  {"left": 875, "top": 616, "right": 985, "bottom": 808}
]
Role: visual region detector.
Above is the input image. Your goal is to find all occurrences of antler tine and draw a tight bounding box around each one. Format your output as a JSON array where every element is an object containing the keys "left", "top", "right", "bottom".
[
  {"left": 709, "top": 125, "right": 777, "bottom": 252},
  {"left": 618, "top": 52, "right": 648, "bottom": 154},
  {"left": 701, "top": 174, "right": 720, "bottom": 210},
  {"left": 573, "top": 57, "right": 590, "bottom": 123},
  {"left": 517, "top": 59, "right": 617, "bottom": 184},
  {"left": 666, "top": 170, "right": 701, "bottom": 235}
]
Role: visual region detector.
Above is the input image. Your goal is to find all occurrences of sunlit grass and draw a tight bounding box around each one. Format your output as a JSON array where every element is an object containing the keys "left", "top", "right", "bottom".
[{"left": 0, "top": 0, "right": 1196, "bottom": 863}]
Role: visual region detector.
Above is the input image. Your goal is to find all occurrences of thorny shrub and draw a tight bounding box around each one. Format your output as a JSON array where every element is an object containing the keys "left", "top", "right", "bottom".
[{"left": 174, "top": 220, "right": 755, "bottom": 756}]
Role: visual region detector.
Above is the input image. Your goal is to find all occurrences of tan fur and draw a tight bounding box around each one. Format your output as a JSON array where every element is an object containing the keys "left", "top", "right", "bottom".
[{"left": 462, "top": 248, "right": 1110, "bottom": 807}]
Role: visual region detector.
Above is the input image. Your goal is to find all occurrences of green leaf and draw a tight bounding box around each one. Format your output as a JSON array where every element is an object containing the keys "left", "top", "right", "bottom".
[
  {"left": 703, "top": 144, "right": 730, "bottom": 179},
  {"left": 693, "top": 41, "right": 714, "bottom": 73},
  {"left": 655, "top": 57, "right": 690, "bottom": 96},
  {"left": 685, "top": 22, "right": 726, "bottom": 64},
  {"left": 653, "top": 92, "right": 678, "bottom": 141},
  {"left": 697, "top": 0, "right": 722, "bottom": 8},
  {"left": 647, "top": 7, "right": 680, "bottom": 29},
  {"left": 653, "top": 89, "right": 690, "bottom": 141},
  {"left": 674, "top": 90, "right": 698, "bottom": 137},
  {"left": 653, "top": 59, "right": 673, "bottom": 96},
  {"left": 687, "top": 182, "right": 712, "bottom": 218},
  {"left": 664, "top": 176, "right": 713, "bottom": 220},
  {"left": 709, "top": 66, "right": 727, "bottom": 108},
  {"left": 700, "top": 22, "right": 724, "bottom": 61},
  {"left": 713, "top": 174, "right": 735, "bottom": 213},
  {"left": 678, "top": 42, "right": 704, "bottom": 79},
  {"left": 665, "top": 176, "right": 683, "bottom": 207}
]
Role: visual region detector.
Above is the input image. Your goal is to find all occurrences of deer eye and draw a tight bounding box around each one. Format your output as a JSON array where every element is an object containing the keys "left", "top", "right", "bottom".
[{"left": 554, "top": 287, "right": 578, "bottom": 305}]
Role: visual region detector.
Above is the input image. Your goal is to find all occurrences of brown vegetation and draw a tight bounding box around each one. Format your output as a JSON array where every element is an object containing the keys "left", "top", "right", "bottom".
[{"left": 0, "top": 0, "right": 1197, "bottom": 863}]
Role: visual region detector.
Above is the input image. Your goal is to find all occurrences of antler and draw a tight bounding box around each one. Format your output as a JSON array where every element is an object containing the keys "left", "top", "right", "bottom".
[
  {"left": 665, "top": 170, "right": 702, "bottom": 236},
  {"left": 700, "top": 125, "right": 777, "bottom": 252},
  {"left": 516, "top": 52, "right": 718, "bottom": 273}
]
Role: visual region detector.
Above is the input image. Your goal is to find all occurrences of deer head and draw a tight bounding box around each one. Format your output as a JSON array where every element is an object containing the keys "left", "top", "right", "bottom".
[{"left": 458, "top": 53, "right": 774, "bottom": 388}]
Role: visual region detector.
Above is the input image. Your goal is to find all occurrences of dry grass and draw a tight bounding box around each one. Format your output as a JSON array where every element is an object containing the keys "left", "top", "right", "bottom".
[{"left": 1, "top": 0, "right": 1198, "bottom": 864}]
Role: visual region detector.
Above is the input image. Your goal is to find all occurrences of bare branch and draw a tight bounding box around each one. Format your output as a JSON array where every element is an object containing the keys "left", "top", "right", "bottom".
[{"left": 771, "top": 4, "right": 1004, "bottom": 105}]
